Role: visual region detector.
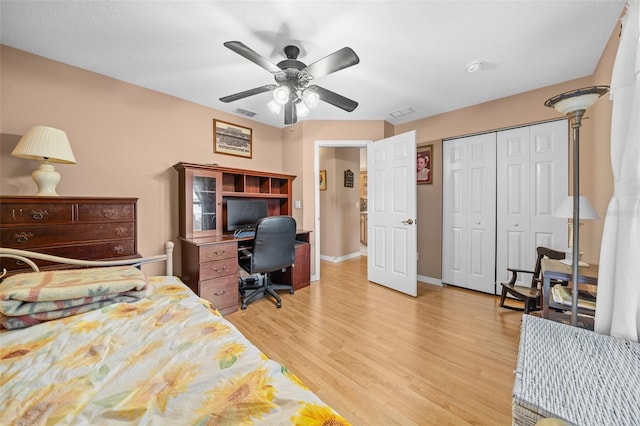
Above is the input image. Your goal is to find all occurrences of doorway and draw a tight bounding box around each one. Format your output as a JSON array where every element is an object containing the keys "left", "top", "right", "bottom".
[{"left": 313, "top": 140, "right": 370, "bottom": 281}]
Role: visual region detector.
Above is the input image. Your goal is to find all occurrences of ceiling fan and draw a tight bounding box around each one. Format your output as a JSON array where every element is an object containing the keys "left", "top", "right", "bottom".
[{"left": 219, "top": 41, "right": 360, "bottom": 125}]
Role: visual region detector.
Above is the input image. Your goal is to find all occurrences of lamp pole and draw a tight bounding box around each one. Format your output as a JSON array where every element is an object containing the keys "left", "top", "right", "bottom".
[{"left": 569, "top": 109, "right": 585, "bottom": 326}]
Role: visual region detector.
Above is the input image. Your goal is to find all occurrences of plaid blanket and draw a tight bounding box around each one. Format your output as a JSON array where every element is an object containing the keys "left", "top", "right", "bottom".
[{"left": 0, "top": 266, "right": 148, "bottom": 329}]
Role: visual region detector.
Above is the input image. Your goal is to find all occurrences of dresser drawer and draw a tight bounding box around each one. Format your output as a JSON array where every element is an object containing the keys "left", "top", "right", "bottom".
[
  {"left": 78, "top": 202, "right": 135, "bottom": 222},
  {"left": 1, "top": 222, "right": 135, "bottom": 248},
  {"left": 199, "top": 274, "right": 238, "bottom": 313},
  {"left": 0, "top": 202, "right": 74, "bottom": 225},
  {"left": 199, "top": 257, "right": 238, "bottom": 280},
  {"left": 0, "top": 239, "right": 137, "bottom": 271},
  {"left": 199, "top": 242, "right": 237, "bottom": 262}
]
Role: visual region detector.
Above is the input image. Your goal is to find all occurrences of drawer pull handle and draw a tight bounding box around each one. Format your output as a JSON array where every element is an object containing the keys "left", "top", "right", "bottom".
[
  {"left": 214, "top": 249, "right": 227, "bottom": 255},
  {"left": 102, "top": 208, "right": 116, "bottom": 218},
  {"left": 214, "top": 266, "right": 227, "bottom": 272},
  {"left": 14, "top": 232, "right": 34, "bottom": 243},
  {"left": 113, "top": 245, "right": 125, "bottom": 254},
  {"left": 115, "top": 226, "right": 127, "bottom": 236},
  {"left": 214, "top": 290, "right": 227, "bottom": 296},
  {"left": 31, "top": 209, "right": 48, "bottom": 220}
]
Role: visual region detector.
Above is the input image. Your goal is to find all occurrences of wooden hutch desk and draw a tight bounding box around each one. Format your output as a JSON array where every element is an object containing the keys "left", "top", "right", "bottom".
[{"left": 174, "top": 163, "right": 310, "bottom": 315}]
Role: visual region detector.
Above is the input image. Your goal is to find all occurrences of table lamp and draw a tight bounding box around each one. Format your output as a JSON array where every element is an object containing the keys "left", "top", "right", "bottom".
[
  {"left": 554, "top": 195, "right": 600, "bottom": 266},
  {"left": 11, "top": 126, "right": 76, "bottom": 196}
]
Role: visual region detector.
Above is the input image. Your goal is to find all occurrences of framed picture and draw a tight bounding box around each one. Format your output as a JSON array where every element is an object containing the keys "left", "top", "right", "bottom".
[
  {"left": 319, "top": 170, "right": 327, "bottom": 191},
  {"left": 417, "top": 144, "right": 433, "bottom": 184},
  {"left": 214, "top": 119, "right": 252, "bottom": 158}
]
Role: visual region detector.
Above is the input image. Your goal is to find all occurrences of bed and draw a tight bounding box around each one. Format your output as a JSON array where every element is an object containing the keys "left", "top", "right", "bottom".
[{"left": 0, "top": 242, "right": 348, "bottom": 425}]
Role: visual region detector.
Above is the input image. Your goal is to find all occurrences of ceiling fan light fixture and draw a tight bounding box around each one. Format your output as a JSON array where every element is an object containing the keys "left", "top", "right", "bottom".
[
  {"left": 302, "top": 89, "right": 320, "bottom": 109},
  {"left": 273, "top": 86, "right": 290, "bottom": 105},
  {"left": 296, "top": 101, "right": 310, "bottom": 117},
  {"left": 267, "top": 100, "right": 282, "bottom": 114}
]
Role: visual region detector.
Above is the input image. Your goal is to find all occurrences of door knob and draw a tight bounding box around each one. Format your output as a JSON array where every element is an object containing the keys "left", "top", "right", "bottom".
[{"left": 402, "top": 219, "right": 414, "bottom": 225}]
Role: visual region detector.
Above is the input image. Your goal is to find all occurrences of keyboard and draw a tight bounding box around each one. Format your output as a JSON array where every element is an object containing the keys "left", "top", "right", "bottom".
[{"left": 233, "top": 230, "right": 255, "bottom": 238}]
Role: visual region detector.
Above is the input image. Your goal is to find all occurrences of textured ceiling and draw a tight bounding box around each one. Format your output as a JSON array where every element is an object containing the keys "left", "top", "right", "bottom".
[{"left": 0, "top": 0, "right": 626, "bottom": 128}]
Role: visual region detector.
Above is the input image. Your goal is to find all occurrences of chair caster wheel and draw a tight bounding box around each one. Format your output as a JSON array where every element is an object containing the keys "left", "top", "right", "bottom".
[
  {"left": 241, "top": 304, "right": 247, "bottom": 310},
  {"left": 276, "top": 302, "right": 282, "bottom": 308},
  {"left": 288, "top": 289, "right": 294, "bottom": 294}
]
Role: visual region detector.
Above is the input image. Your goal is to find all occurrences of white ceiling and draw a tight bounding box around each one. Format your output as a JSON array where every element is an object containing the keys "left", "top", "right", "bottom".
[{"left": 0, "top": 1, "right": 626, "bottom": 129}]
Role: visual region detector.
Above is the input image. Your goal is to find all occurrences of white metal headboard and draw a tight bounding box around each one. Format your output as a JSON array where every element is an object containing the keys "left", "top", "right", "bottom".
[{"left": 0, "top": 241, "right": 174, "bottom": 279}]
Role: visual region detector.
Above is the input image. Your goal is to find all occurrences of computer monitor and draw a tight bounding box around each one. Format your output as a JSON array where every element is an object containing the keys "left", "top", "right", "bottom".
[{"left": 226, "top": 199, "right": 268, "bottom": 231}]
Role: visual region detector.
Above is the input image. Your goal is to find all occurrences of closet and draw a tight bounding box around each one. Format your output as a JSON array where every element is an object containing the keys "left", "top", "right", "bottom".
[{"left": 442, "top": 119, "right": 568, "bottom": 294}]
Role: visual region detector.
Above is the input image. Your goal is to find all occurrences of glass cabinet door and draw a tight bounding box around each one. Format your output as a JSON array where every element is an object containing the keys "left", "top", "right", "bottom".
[{"left": 192, "top": 175, "right": 217, "bottom": 232}]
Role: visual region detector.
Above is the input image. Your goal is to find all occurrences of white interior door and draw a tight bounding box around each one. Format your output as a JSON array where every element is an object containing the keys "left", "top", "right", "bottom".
[
  {"left": 442, "top": 133, "right": 496, "bottom": 294},
  {"left": 367, "top": 131, "right": 417, "bottom": 296},
  {"left": 496, "top": 120, "right": 568, "bottom": 292}
]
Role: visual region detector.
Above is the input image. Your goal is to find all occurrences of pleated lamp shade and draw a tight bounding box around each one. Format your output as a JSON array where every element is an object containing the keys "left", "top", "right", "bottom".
[{"left": 11, "top": 126, "right": 76, "bottom": 164}]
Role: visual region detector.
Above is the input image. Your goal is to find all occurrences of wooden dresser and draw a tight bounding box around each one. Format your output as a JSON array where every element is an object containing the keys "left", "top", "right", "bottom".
[{"left": 0, "top": 196, "right": 139, "bottom": 272}]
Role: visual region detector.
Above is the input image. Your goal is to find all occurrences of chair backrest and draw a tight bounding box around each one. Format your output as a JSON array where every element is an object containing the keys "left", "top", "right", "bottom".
[
  {"left": 250, "top": 215, "right": 297, "bottom": 274},
  {"left": 531, "top": 246, "right": 566, "bottom": 286}
]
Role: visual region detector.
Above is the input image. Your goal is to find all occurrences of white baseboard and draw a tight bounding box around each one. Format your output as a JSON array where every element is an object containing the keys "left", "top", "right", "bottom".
[
  {"left": 319, "top": 252, "right": 362, "bottom": 263},
  {"left": 418, "top": 275, "right": 442, "bottom": 287}
]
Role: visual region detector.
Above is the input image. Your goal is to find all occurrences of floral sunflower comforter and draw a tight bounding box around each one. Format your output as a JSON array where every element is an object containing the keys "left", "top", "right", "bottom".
[{"left": 0, "top": 276, "right": 349, "bottom": 425}]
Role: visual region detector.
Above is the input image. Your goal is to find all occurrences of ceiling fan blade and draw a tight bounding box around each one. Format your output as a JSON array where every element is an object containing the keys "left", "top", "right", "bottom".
[
  {"left": 303, "top": 47, "right": 360, "bottom": 79},
  {"left": 284, "top": 101, "right": 297, "bottom": 125},
  {"left": 224, "top": 41, "right": 282, "bottom": 73},
  {"left": 219, "top": 84, "right": 276, "bottom": 103},
  {"left": 310, "top": 85, "right": 358, "bottom": 112}
]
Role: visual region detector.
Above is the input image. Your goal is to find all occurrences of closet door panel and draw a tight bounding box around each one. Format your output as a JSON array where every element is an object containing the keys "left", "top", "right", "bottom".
[
  {"left": 443, "top": 133, "right": 496, "bottom": 293},
  {"left": 497, "top": 127, "right": 531, "bottom": 292},
  {"left": 530, "top": 120, "right": 568, "bottom": 250},
  {"left": 442, "top": 139, "right": 468, "bottom": 286},
  {"left": 467, "top": 134, "right": 496, "bottom": 293}
]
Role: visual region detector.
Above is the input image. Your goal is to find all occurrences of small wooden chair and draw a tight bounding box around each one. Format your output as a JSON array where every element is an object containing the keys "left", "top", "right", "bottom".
[{"left": 499, "top": 246, "right": 566, "bottom": 313}]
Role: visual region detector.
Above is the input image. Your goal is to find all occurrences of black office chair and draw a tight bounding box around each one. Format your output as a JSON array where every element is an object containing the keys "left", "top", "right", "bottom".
[{"left": 238, "top": 215, "right": 297, "bottom": 309}]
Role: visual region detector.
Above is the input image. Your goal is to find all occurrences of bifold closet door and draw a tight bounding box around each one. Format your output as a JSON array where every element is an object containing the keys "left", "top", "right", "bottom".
[
  {"left": 442, "top": 133, "right": 496, "bottom": 293},
  {"left": 495, "top": 120, "right": 568, "bottom": 293}
]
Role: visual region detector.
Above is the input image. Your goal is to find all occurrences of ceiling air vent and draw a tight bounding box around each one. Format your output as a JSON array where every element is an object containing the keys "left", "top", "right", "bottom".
[
  {"left": 235, "top": 108, "right": 257, "bottom": 117},
  {"left": 389, "top": 107, "right": 414, "bottom": 118}
]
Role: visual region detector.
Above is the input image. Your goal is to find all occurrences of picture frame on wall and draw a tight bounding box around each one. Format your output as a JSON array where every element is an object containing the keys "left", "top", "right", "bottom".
[
  {"left": 319, "top": 170, "right": 327, "bottom": 191},
  {"left": 213, "top": 119, "right": 252, "bottom": 158},
  {"left": 417, "top": 144, "right": 433, "bottom": 184}
]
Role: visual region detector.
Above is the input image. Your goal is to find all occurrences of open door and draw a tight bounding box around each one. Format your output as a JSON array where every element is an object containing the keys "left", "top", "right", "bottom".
[{"left": 367, "top": 131, "right": 418, "bottom": 296}]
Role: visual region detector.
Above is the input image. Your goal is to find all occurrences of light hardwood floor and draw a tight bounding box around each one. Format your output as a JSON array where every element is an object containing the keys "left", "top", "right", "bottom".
[{"left": 226, "top": 257, "right": 524, "bottom": 425}]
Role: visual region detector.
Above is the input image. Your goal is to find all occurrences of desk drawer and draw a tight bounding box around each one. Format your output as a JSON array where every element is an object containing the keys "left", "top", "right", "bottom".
[
  {"left": 200, "top": 257, "right": 237, "bottom": 280},
  {"left": 199, "top": 242, "right": 236, "bottom": 262},
  {"left": 199, "top": 275, "right": 238, "bottom": 313}
]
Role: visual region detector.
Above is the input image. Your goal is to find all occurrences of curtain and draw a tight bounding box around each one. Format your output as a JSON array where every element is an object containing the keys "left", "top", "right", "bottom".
[{"left": 595, "top": 0, "right": 640, "bottom": 342}]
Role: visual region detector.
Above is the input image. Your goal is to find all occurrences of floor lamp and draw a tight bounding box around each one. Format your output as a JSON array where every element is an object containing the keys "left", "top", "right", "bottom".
[{"left": 544, "top": 86, "right": 609, "bottom": 326}]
